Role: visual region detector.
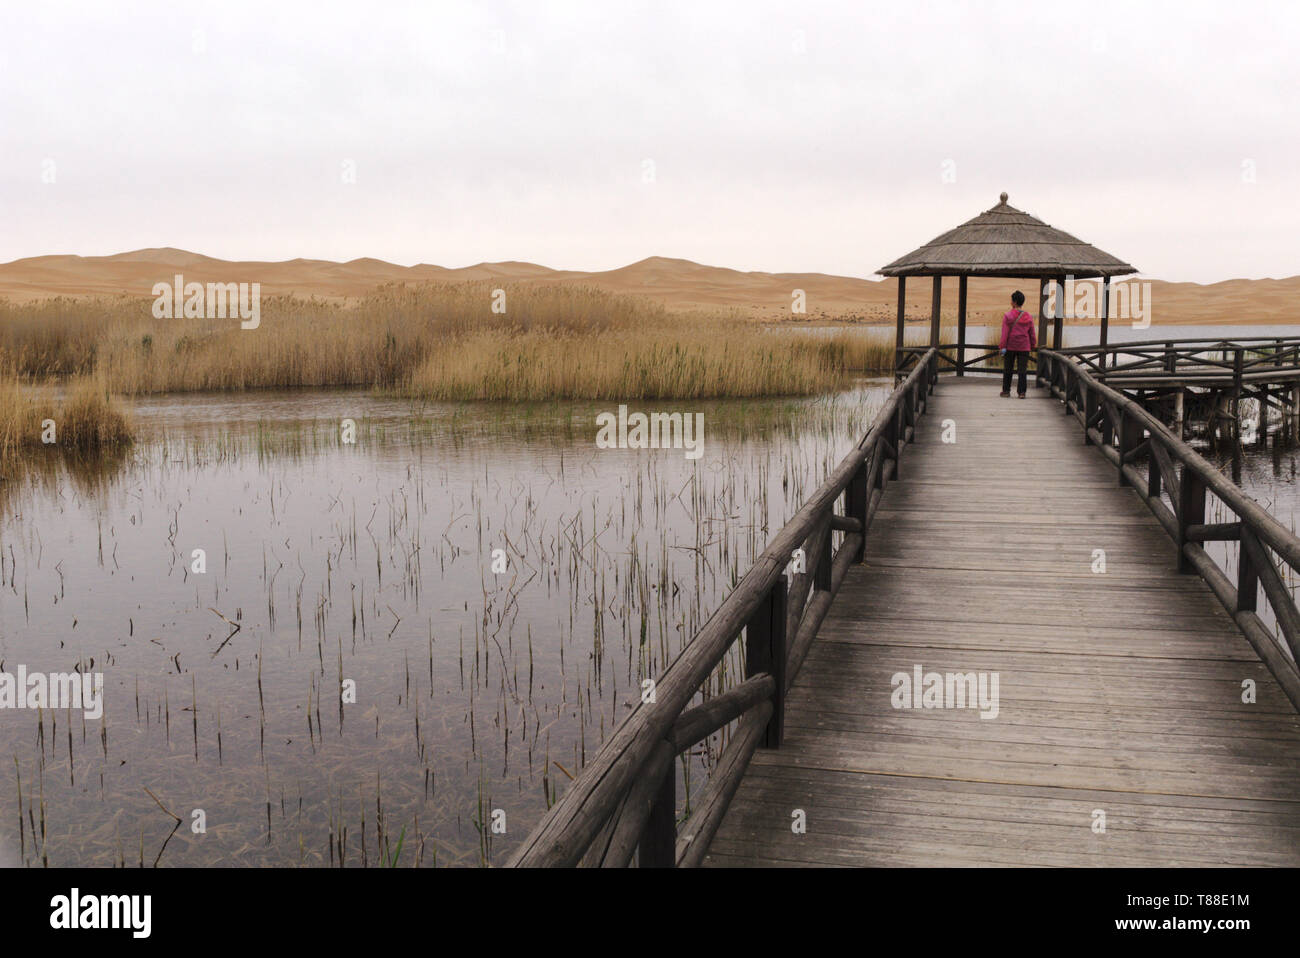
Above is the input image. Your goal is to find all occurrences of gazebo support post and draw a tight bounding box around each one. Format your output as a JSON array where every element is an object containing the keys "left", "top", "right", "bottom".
[
  {"left": 1036, "top": 278, "right": 1050, "bottom": 387},
  {"left": 1099, "top": 276, "right": 1111, "bottom": 353},
  {"left": 956, "top": 275, "right": 968, "bottom": 376},
  {"left": 929, "top": 276, "right": 942, "bottom": 353},
  {"left": 1054, "top": 273, "right": 1066, "bottom": 349},
  {"left": 894, "top": 275, "right": 907, "bottom": 378}
]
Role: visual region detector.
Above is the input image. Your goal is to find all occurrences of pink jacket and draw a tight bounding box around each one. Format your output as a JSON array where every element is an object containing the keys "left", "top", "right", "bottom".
[{"left": 1000, "top": 309, "right": 1037, "bottom": 352}]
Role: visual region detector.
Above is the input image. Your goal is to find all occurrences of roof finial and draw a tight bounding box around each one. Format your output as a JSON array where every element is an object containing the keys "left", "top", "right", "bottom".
[{"left": 1000, "top": 191, "right": 1008, "bottom": 204}]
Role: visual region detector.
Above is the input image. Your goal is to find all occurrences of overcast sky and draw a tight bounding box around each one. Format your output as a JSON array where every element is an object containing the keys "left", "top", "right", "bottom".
[{"left": 2, "top": 0, "right": 1295, "bottom": 282}]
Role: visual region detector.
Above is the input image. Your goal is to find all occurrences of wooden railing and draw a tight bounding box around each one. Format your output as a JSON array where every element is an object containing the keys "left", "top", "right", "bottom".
[
  {"left": 1053, "top": 336, "right": 1300, "bottom": 383},
  {"left": 898, "top": 343, "right": 1033, "bottom": 378},
  {"left": 900, "top": 336, "right": 1300, "bottom": 384},
  {"left": 507, "top": 349, "right": 940, "bottom": 867},
  {"left": 1039, "top": 348, "right": 1300, "bottom": 711}
]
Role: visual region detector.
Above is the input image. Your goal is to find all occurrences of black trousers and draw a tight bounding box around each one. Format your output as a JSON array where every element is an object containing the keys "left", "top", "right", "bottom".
[{"left": 1002, "top": 350, "right": 1029, "bottom": 395}]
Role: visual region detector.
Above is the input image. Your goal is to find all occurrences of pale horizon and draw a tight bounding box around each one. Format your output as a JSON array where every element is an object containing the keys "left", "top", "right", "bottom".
[{"left": 3, "top": 0, "right": 1297, "bottom": 284}]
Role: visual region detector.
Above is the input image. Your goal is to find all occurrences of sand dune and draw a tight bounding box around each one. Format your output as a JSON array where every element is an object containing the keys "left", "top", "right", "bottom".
[{"left": 1, "top": 248, "right": 1295, "bottom": 326}]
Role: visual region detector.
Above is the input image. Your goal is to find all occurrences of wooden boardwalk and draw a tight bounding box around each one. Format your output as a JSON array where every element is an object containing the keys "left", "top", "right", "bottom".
[{"left": 704, "top": 377, "right": 1300, "bottom": 867}]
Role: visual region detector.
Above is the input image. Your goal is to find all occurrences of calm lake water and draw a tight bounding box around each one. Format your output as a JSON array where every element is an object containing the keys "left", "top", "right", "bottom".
[
  {"left": 0, "top": 384, "right": 891, "bottom": 866},
  {"left": 5, "top": 324, "right": 1300, "bottom": 867}
]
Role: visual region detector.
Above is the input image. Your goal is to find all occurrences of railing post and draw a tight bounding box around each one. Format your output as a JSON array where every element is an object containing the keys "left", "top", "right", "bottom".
[
  {"left": 1117, "top": 410, "right": 1129, "bottom": 486},
  {"left": 893, "top": 405, "right": 903, "bottom": 480},
  {"left": 1148, "top": 440, "right": 1161, "bottom": 498},
  {"left": 850, "top": 459, "right": 870, "bottom": 562},
  {"left": 1259, "top": 386, "right": 1269, "bottom": 451},
  {"left": 1237, "top": 527, "right": 1259, "bottom": 613},
  {"left": 814, "top": 513, "right": 833, "bottom": 593},
  {"left": 1084, "top": 384, "right": 1097, "bottom": 445},
  {"left": 1176, "top": 467, "right": 1206, "bottom": 574},
  {"left": 745, "top": 579, "right": 786, "bottom": 748},
  {"left": 1232, "top": 349, "right": 1244, "bottom": 483},
  {"left": 1233, "top": 349, "right": 1244, "bottom": 442},
  {"left": 1117, "top": 412, "right": 1143, "bottom": 486},
  {"left": 638, "top": 765, "right": 676, "bottom": 867},
  {"left": 1292, "top": 384, "right": 1300, "bottom": 445}
]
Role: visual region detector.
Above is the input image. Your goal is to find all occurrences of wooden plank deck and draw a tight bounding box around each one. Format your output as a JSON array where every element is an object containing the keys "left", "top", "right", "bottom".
[{"left": 703, "top": 376, "right": 1300, "bottom": 867}]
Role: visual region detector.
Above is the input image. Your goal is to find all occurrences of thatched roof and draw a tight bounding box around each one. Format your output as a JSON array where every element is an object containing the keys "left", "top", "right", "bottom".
[{"left": 877, "top": 193, "right": 1137, "bottom": 279}]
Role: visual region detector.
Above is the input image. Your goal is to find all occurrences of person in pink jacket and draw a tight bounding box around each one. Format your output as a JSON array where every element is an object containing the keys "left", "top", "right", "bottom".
[{"left": 999, "top": 291, "right": 1037, "bottom": 398}]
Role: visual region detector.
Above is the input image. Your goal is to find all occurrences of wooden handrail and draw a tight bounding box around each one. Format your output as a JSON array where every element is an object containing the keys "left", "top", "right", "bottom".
[
  {"left": 508, "top": 349, "right": 940, "bottom": 867},
  {"left": 898, "top": 336, "right": 1300, "bottom": 380},
  {"left": 1053, "top": 338, "right": 1300, "bottom": 382},
  {"left": 1039, "top": 348, "right": 1300, "bottom": 711},
  {"left": 1055, "top": 334, "right": 1300, "bottom": 353}
]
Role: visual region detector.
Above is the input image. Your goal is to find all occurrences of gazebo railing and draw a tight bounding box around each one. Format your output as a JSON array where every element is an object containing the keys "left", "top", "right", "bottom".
[
  {"left": 898, "top": 342, "right": 1040, "bottom": 378},
  {"left": 1053, "top": 336, "right": 1300, "bottom": 382},
  {"left": 902, "top": 336, "right": 1300, "bottom": 385}
]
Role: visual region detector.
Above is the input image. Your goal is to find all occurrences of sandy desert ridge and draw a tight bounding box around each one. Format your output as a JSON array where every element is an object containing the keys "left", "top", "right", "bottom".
[{"left": 3, "top": 247, "right": 1296, "bottom": 325}]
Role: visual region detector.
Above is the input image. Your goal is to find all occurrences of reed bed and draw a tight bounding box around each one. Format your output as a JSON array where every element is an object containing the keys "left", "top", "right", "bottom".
[
  {"left": 0, "top": 285, "right": 926, "bottom": 403},
  {"left": 408, "top": 328, "right": 835, "bottom": 401},
  {"left": 0, "top": 376, "right": 132, "bottom": 462},
  {"left": 405, "top": 323, "right": 947, "bottom": 401}
]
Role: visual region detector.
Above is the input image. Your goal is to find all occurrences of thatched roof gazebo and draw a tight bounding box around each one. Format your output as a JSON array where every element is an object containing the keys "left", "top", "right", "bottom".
[{"left": 878, "top": 192, "right": 1137, "bottom": 376}]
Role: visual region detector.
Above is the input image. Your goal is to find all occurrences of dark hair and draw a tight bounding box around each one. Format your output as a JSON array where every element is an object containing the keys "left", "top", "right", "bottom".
[{"left": 1011, "top": 290, "right": 1025, "bottom": 307}]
